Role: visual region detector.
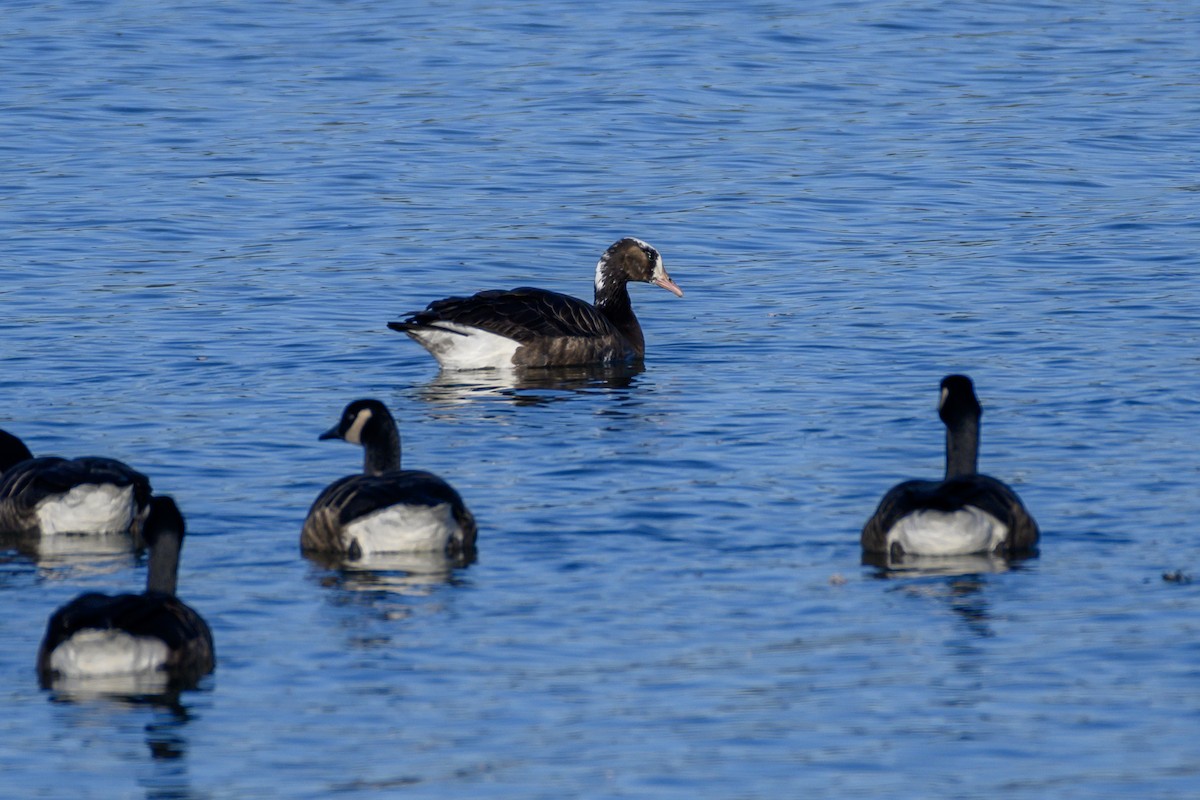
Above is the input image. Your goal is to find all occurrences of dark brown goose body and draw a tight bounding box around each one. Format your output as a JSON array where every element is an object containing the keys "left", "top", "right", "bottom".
[
  {"left": 0, "top": 429, "right": 151, "bottom": 538},
  {"left": 36, "top": 496, "right": 214, "bottom": 689},
  {"left": 389, "top": 237, "right": 682, "bottom": 369},
  {"left": 861, "top": 375, "right": 1039, "bottom": 558}
]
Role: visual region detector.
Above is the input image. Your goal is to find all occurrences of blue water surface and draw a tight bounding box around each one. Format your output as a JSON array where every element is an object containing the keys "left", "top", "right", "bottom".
[{"left": 2, "top": 1, "right": 1198, "bottom": 797}]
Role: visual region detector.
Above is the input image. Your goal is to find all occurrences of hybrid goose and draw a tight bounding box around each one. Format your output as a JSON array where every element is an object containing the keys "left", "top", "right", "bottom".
[
  {"left": 301, "top": 399, "right": 477, "bottom": 563},
  {"left": 37, "top": 496, "right": 215, "bottom": 689},
  {"left": 0, "top": 428, "right": 151, "bottom": 538},
  {"left": 861, "top": 375, "right": 1039, "bottom": 559},
  {"left": 389, "top": 237, "right": 683, "bottom": 369}
]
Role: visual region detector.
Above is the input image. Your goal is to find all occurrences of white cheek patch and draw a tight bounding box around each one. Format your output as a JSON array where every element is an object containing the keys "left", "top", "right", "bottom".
[
  {"left": 344, "top": 408, "right": 373, "bottom": 444},
  {"left": 594, "top": 252, "right": 611, "bottom": 294},
  {"left": 939, "top": 386, "right": 949, "bottom": 412}
]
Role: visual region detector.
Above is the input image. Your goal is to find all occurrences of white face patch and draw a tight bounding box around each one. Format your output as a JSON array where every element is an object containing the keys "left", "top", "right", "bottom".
[
  {"left": 939, "top": 386, "right": 949, "bottom": 412},
  {"left": 344, "top": 408, "right": 373, "bottom": 445},
  {"left": 651, "top": 254, "right": 667, "bottom": 281},
  {"left": 594, "top": 251, "right": 611, "bottom": 294}
]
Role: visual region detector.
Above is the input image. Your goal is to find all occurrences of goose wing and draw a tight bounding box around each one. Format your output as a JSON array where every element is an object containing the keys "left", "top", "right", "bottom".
[
  {"left": 0, "top": 456, "right": 151, "bottom": 508},
  {"left": 310, "top": 471, "right": 468, "bottom": 527},
  {"left": 861, "top": 476, "right": 1038, "bottom": 552},
  {"left": 391, "top": 287, "right": 618, "bottom": 343}
]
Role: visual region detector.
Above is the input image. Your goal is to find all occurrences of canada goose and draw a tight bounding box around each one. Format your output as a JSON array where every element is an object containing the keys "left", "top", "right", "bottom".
[
  {"left": 301, "top": 399, "right": 477, "bottom": 562},
  {"left": 861, "top": 375, "right": 1039, "bottom": 558},
  {"left": 37, "top": 496, "right": 215, "bottom": 689},
  {"left": 388, "top": 237, "right": 683, "bottom": 369},
  {"left": 0, "top": 428, "right": 151, "bottom": 538}
]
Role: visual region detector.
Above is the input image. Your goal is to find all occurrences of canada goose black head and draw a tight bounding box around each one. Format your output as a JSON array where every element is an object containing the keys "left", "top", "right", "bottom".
[
  {"left": 142, "top": 496, "right": 185, "bottom": 549},
  {"left": 939, "top": 374, "right": 983, "bottom": 428},
  {"left": 319, "top": 399, "right": 401, "bottom": 476}
]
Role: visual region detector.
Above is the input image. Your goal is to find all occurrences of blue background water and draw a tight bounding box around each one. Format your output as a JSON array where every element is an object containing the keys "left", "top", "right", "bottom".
[{"left": 2, "top": 1, "right": 1198, "bottom": 797}]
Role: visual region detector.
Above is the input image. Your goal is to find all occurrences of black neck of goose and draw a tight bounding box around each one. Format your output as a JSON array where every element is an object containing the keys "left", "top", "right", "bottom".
[
  {"left": 944, "top": 413, "right": 980, "bottom": 479},
  {"left": 595, "top": 280, "right": 645, "bottom": 357},
  {"left": 146, "top": 529, "right": 182, "bottom": 596},
  {"left": 363, "top": 419, "right": 401, "bottom": 476}
]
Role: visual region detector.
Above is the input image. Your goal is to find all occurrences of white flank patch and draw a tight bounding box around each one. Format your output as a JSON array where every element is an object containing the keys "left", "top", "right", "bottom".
[
  {"left": 343, "top": 502, "right": 459, "bottom": 555},
  {"left": 407, "top": 322, "right": 521, "bottom": 370},
  {"left": 35, "top": 484, "right": 136, "bottom": 535},
  {"left": 886, "top": 505, "right": 1008, "bottom": 556},
  {"left": 49, "top": 629, "right": 170, "bottom": 678}
]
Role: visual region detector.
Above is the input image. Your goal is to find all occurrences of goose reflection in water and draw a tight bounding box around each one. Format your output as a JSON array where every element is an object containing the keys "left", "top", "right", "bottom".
[
  {"left": 880, "top": 575, "right": 998, "bottom": 640},
  {"left": 416, "top": 361, "right": 644, "bottom": 407},
  {"left": 1, "top": 529, "right": 139, "bottom": 579},
  {"left": 305, "top": 548, "right": 470, "bottom": 597},
  {"left": 46, "top": 689, "right": 201, "bottom": 800},
  {"left": 862, "top": 547, "right": 1037, "bottom": 578}
]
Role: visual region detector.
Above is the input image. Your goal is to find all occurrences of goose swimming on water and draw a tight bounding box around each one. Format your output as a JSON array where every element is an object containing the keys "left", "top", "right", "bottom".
[
  {"left": 0, "top": 428, "right": 151, "bottom": 538},
  {"left": 389, "top": 237, "right": 683, "bottom": 370},
  {"left": 861, "top": 375, "right": 1039, "bottom": 559},
  {"left": 37, "top": 495, "right": 215, "bottom": 689},
  {"left": 301, "top": 399, "right": 477, "bottom": 563}
]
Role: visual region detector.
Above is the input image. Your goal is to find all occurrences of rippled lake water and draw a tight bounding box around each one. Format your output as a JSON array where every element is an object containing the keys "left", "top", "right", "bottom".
[{"left": 2, "top": 1, "right": 1199, "bottom": 797}]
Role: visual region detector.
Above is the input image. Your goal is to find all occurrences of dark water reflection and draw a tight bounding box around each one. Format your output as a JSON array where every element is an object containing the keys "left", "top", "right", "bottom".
[
  {"left": 305, "top": 549, "right": 469, "bottom": 597},
  {"left": 45, "top": 687, "right": 207, "bottom": 799},
  {"left": 862, "top": 548, "right": 1038, "bottom": 578},
  {"left": 0, "top": 531, "right": 139, "bottom": 578},
  {"left": 416, "top": 362, "right": 645, "bottom": 407}
]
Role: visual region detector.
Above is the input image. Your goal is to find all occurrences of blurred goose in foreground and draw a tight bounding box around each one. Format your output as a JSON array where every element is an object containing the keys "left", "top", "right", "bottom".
[
  {"left": 37, "top": 496, "right": 215, "bottom": 689},
  {"left": 0, "top": 428, "right": 151, "bottom": 538},
  {"left": 301, "top": 399, "right": 477, "bottom": 563},
  {"left": 389, "top": 237, "right": 683, "bottom": 369},
  {"left": 861, "top": 375, "right": 1039, "bottom": 559}
]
